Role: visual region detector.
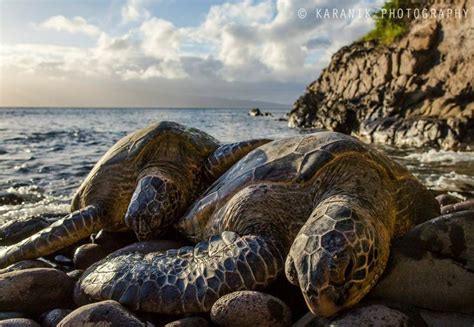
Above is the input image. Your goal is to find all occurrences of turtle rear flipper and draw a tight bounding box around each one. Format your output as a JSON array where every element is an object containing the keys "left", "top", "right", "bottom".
[
  {"left": 0, "top": 205, "right": 105, "bottom": 268},
  {"left": 75, "top": 231, "right": 284, "bottom": 313}
]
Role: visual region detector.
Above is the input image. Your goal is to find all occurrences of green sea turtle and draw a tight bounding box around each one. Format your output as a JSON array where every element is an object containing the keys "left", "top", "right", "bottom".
[
  {"left": 75, "top": 132, "right": 440, "bottom": 317},
  {"left": 0, "top": 121, "right": 270, "bottom": 268}
]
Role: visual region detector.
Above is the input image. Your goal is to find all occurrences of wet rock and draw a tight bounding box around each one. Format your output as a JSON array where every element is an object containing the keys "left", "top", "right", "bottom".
[
  {"left": 40, "top": 309, "right": 72, "bottom": 327},
  {"left": 164, "top": 317, "right": 209, "bottom": 327},
  {"left": 370, "top": 210, "right": 474, "bottom": 314},
  {"left": 265, "top": 275, "right": 307, "bottom": 320},
  {"left": 0, "top": 260, "right": 52, "bottom": 275},
  {"left": 441, "top": 199, "right": 474, "bottom": 215},
  {"left": 0, "top": 193, "right": 24, "bottom": 206},
  {"left": 0, "top": 313, "right": 24, "bottom": 321},
  {"left": 58, "top": 300, "right": 145, "bottom": 327},
  {"left": 330, "top": 304, "right": 411, "bottom": 326},
  {"left": 54, "top": 255, "right": 73, "bottom": 266},
  {"left": 0, "top": 319, "right": 40, "bottom": 327},
  {"left": 66, "top": 269, "right": 84, "bottom": 281},
  {"left": 419, "top": 309, "right": 474, "bottom": 327},
  {"left": 136, "top": 312, "right": 181, "bottom": 326},
  {"left": 0, "top": 217, "right": 49, "bottom": 246},
  {"left": 248, "top": 108, "right": 263, "bottom": 117},
  {"left": 436, "top": 193, "right": 463, "bottom": 206},
  {"left": 92, "top": 229, "right": 137, "bottom": 252},
  {"left": 211, "top": 291, "right": 292, "bottom": 327},
  {"left": 0, "top": 268, "right": 75, "bottom": 313},
  {"left": 73, "top": 243, "right": 108, "bottom": 270},
  {"left": 293, "top": 312, "right": 329, "bottom": 327}
]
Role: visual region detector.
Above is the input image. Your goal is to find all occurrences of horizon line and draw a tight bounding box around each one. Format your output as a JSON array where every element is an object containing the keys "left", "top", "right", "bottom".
[{"left": 0, "top": 105, "right": 292, "bottom": 110}]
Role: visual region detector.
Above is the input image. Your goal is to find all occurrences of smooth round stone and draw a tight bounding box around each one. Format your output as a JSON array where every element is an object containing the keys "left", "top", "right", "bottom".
[
  {"left": 0, "top": 318, "right": 41, "bottom": 327},
  {"left": 58, "top": 300, "right": 145, "bottom": 327},
  {"left": 40, "top": 309, "right": 72, "bottom": 327},
  {"left": 93, "top": 230, "right": 137, "bottom": 252},
  {"left": 66, "top": 269, "right": 84, "bottom": 281},
  {"left": 0, "top": 313, "right": 25, "bottom": 321},
  {"left": 73, "top": 243, "right": 108, "bottom": 270},
  {"left": 0, "top": 260, "right": 52, "bottom": 275},
  {"left": 370, "top": 210, "right": 474, "bottom": 314},
  {"left": 211, "top": 291, "right": 292, "bottom": 327},
  {"left": 0, "top": 268, "right": 75, "bottom": 314},
  {"left": 419, "top": 309, "right": 474, "bottom": 326},
  {"left": 329, "top": 304, "right": 411, "bottom": 326},
  {"left": 54, "top": 255, "right": 73, "bottom": 266},
  {"left": 164, "top": 317, "right": 209, "bottom": 327}
]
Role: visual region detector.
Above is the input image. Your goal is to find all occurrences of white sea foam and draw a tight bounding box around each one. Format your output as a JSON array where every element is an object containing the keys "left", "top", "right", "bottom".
[
  {"left": 0, "top": 186, "right": 69, "bottom": 225},
  {"left": 403, "top": 149, "right": 474, "bottom": 164},
  {"left": 421, "top": 171, "right": 474, "bottom": 192}
]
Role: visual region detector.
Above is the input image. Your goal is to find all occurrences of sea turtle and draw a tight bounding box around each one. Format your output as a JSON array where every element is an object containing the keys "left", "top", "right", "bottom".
[
  {"left": 0, "top": 121, "right": 270, "bottom": 268},
  {"left": 75, "top": 132, "right": 440, "bottom": 317}
]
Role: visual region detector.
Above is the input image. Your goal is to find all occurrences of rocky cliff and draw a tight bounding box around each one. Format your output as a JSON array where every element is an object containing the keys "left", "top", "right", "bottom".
[{"left": 289, "top": 0, "right": 473, "bottom": 150}]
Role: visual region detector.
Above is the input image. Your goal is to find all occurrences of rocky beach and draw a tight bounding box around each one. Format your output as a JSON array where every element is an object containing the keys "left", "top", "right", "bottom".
[{"left": 1, "top": 0, "right": 474, "bottom": 326}]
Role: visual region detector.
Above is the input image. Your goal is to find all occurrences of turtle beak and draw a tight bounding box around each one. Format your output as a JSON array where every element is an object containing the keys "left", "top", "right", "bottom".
[
  {"left": 303, "top": 286, "right": 343, "bottom": 317},
  {"left": 294, "top": 248, "right": 355, "bottom": 318}
]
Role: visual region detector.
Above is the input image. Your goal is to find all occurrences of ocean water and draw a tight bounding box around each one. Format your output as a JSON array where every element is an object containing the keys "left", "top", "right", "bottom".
[{"left": 0, "top": 107, "right": 473, "bottom": 225}]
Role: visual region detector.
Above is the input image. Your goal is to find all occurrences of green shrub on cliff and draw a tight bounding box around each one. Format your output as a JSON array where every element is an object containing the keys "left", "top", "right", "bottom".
[{"left": 362, "top": 0, "right": 417, "bottom": 45}]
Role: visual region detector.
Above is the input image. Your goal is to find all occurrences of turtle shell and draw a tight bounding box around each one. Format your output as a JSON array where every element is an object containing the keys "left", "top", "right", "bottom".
[
  {"left": 178, "top": 131, "right": 418, "bottom": 239},
  {"left": 71, "top": 121, "right": 220, "bottom": 214},
  {"left": 198, "top": 132, "right": 374, "bottom": 198}
]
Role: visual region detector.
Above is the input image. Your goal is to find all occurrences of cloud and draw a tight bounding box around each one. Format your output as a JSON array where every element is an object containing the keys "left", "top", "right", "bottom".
[
  {"left": 121, "top": 0, "right": 150, "bottom": 23},
  {"left": 1, "top": 0, "right": 383, "bottom": 105},
  {"left": 39, "top": 15, "right": 100, "bottom": 36},
  {"left": 140, "top": 18, "right": 181, "bottom": 60}
]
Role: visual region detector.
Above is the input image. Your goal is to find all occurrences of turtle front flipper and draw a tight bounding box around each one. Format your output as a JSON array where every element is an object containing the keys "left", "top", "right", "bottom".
[
  {"left": 202, "top": 139, "right": 272, "bottom": 184},
  {"left": 75, "top": 231, "right": 284, "bottom": 314},
  {"left": 285, "top": 195, "right": 391, "bottom": 317},
  {"left": 0, "top": 205, "right": 105, "bottom": 268}
]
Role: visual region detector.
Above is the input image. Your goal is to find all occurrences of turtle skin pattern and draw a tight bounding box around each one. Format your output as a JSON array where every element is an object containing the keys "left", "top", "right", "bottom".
[
  {"left": 76, "top": 232, "right": 283, "bottom": 314},
  {"left": 0, "top": 122, "right": 270, "bottom": 268},
  {"left": 76, "top": 132, "right": 440, "bottom": 317}
]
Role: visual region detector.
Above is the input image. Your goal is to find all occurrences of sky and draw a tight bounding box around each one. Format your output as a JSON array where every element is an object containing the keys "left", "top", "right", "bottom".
[{"left": 0, "top": 0, "right": 383, "bottom": 108}]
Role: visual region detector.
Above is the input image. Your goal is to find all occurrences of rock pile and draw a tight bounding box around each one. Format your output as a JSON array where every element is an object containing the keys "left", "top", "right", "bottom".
[{"left": 0, "top": 198, "right": 472, "bottom": 326}]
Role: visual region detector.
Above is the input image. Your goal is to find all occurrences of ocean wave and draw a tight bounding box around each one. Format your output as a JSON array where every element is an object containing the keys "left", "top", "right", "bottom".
[
  {"left": 419, "top": 171, "right": 474, "bottom": 193},
  {"left": 403, "top": 149, "right": 474, "bottom": 164}
]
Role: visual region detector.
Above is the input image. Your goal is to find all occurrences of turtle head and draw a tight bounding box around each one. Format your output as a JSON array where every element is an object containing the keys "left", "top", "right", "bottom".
[
  {"left": 124, "top": 175, "right": 181, "bottom": 241},
  {"left": 285, "top": 208, "right": 389, "bottom": 317}
]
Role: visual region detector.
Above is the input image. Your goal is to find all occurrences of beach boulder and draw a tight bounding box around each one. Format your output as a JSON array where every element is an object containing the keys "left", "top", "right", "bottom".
[{"left": 0, "top": 268, "right": 75, "bottom": 313}]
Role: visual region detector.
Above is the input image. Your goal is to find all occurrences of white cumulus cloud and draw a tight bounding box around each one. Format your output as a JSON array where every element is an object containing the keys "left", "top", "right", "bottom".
[
  {"left": 39, "top": 15, "right": 100, "bottom": 36},
  {"left": 121, "top": 0, "right": 150, "bottom": 23}
]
